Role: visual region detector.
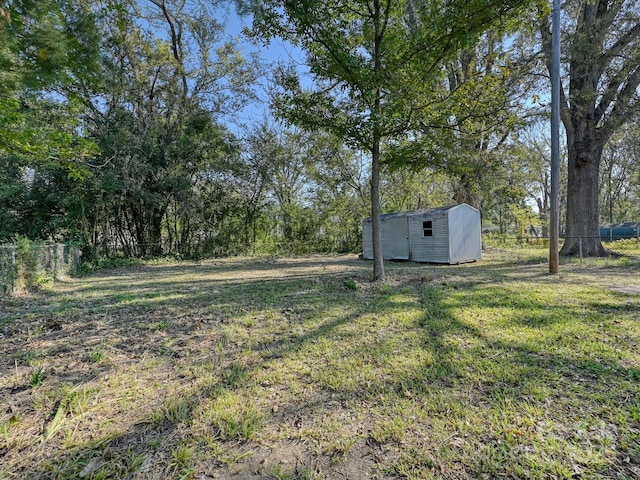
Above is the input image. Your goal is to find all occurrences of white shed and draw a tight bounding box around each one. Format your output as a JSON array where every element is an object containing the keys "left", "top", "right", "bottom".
[{"left": 362, "top": 204, "right": 482, "bottom": 264}]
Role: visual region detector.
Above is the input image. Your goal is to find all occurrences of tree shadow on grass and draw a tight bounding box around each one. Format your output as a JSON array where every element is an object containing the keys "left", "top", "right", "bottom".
[
  {"left": 3, "top": 256, "right": 639, "bottom": 479},
  {"left": 1, "top": 258, "right": 378, "bottom": 478},
  {"left": 369, "top": 283, "right": 640, "bottom": 478}
]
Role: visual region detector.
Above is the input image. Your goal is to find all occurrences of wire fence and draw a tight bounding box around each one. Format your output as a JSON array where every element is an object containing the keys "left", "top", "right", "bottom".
[
  {"left": 484, "top": 234, "right": 640, "bottom": 246},
  {"left": 85, "top": 238, "right": 360, "bottom": 260},
  {"left": 2, "top": 234, "right": 638, "bottom": 298},
  {"left": 0, "top": 243, "right": 82, "bottom": 297}
]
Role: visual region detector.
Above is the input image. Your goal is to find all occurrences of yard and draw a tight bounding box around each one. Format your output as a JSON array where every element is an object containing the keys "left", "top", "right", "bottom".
[{"left": 1, "top": 246, "right": 639, "bottom": 479}]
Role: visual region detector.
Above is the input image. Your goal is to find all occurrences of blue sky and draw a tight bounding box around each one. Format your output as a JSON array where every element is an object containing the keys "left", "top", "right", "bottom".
[{"left": 222, "top": 8, "right": 310, "bottom": 131}]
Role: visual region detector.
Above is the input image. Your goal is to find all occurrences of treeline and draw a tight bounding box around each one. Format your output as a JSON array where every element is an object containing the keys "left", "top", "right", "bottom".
[{"left": 1, "top": 0, "right": 640, "bottom": 261}]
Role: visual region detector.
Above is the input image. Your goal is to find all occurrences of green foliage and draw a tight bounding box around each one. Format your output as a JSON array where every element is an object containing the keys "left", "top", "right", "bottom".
[
  {"left": 28, "top": 368, "right": 45, "bottom": 388},
  {"left": 343, "top": 278, "right": 358, "bottom": 291},
  {"left": 0, "top": 1, "right": 100, "bottom": 177},
  {"left": 14, "top": 237, "right": 44, "bottom": 291},
  {"left": 0, "top": 247, "right": 16, "bottom": 296},
  {"left": 87, "top": 341, "right": 106, "bottom": 363},
  {"left": 254, "top": 0, "right": 530, "bottom": 152}
]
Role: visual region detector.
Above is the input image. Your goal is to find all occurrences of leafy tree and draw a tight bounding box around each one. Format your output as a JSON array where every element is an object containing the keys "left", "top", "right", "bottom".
[
  {"left": 0, "top": 154, "right": 27, "bottom": 240},
  {"left": 599, "top": 124, "right": 640, "bottom": 224},
  {"left": 380, "top": 167, "right": 452, "bottom": 212},
  {"left": 75, "top": 0, "right": 255, "bottom": 256},
  {"left": 232, "top": 122, "right": 282, "bottom": 248},
  {"left": 0, "top": 0, "right": 99, "bottom": 95},
  {"left": 305, "top": 137, "right": 371, "bottom": 253},
  {"left": 538, "top": 0, "right": 640, "bottom": 256},
  {"left": 441, "top": 34, "right": 531, "bottom": 210},
  {"left": 0, "top": 1, "right": 100, "bottom": 185},
  {"left": 250, "top": 0, "right": 530, "bottom": 280}
]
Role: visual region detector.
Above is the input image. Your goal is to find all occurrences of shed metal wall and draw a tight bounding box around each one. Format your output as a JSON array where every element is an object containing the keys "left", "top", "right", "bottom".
[
  {"left": 362, "top": 219, "right": 374, "bottom": 259},
  {"left": 447, "top": 205, "right": 482, "bottom": 263},
  {"left": 362, "top": 215, "right": 411, "bottom": 260},
  {"left": 409, "top": 212, "right": 450, "bottom": 263},
  {"left": 382, "top": 216, "right": 410, "bottom": 260}
]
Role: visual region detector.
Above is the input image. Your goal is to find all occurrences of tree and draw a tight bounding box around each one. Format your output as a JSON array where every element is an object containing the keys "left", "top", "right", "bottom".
[
  {"left": 440, "top": 32, "right": 532, "bottom": 210},
  {"left": 305, "top": 136, "right": 372, "bottom": 253},
  {"left": 538, "top": 0, "right": 640, "bottom": 256},
  {"left": 74, "top": 0, "right": 256, "bottom": 256},
  {"left": 250, "top": 0, "right": 530, "bottom": 280},
  {"left": 0, "top": 0, "right": 100, "bottom": 177},
  {"left": 0, "top": 0, "right": 99, "bottom": 96},
  {"left": 380, "top": 167, "right": 452, "bottom": 212},
  {"left": 599, "top": 124, "right": 640, "bottom": 224}
]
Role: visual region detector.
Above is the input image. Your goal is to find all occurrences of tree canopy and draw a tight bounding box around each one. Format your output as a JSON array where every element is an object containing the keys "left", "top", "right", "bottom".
[
  {"left": 248, "top": 0, "right": 531, "bottom": 279},
  {"left": 2, "top": 0, "right": 640, "bottom": 266}
]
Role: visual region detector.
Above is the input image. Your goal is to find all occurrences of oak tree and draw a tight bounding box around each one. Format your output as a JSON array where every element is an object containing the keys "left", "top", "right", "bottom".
[{"left": 539, "top": 0, "right": 640, "bottom": 256}]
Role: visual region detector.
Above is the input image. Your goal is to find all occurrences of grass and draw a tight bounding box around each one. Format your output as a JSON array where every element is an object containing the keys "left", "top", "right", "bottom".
[{"left": 0, "top": 247, "right": 639, "bottom": 479}]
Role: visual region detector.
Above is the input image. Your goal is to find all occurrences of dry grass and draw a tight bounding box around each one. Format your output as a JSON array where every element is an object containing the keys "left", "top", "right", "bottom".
[{"left": 0, "top": 248, "right": 639, "bottom": 479}]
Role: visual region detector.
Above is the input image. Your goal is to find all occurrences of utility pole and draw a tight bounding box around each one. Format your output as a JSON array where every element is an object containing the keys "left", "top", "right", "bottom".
[{"left": 549, "top": 0, "right": 561, "bottom": 274}]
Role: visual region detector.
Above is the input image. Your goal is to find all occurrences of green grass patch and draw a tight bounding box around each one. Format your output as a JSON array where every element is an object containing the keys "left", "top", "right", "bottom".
[{"left": 0, "top": 251, "right": 638, "bottom": 478}]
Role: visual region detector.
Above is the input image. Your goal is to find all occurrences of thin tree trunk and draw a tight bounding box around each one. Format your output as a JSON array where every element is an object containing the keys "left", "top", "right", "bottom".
[
  {"left": 371, "top": 0, "right": 385, "bottom": 282},
  {"left": 149, "top": 211, "right": 164, "bottom": 256},
  {"left": 371, "top": 138, "right": 384, "bottom": 282}
]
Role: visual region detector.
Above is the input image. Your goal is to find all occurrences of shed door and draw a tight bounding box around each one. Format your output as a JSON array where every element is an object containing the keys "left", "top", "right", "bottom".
[{"left": 385, "top": 217, "right": 410, "bottom": 260}]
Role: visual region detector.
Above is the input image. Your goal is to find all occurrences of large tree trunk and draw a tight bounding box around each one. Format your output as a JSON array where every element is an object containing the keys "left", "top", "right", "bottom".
[
  {"left": 452, "top": 174, "right": 481, "bottom": 210},
  {"left": 560, "top": 137, "right": 607, "bottom": 257},
  {"left": 537, "top": 0, "right": 640, "bottom": 259}
]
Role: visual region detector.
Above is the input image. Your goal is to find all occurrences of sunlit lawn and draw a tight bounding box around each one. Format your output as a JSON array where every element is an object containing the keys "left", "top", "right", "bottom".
[{"left": 1, "top": 243, "right": 639, "bottom": 479}]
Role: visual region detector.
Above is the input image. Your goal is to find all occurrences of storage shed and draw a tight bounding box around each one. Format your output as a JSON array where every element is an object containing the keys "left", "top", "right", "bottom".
[{"left": 362, "top": 204, "right": 482, "bottom": 264}]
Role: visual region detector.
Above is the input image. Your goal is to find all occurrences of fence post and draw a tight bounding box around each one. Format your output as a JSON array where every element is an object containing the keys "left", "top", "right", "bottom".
[
  {"left": 11, "top": 247, "right": 16, "bottom": 294},
  {"left": 58, "top": 244, "right": 65, "bottom": 278},
  {"left": 579, "top": 237, "right": 583, "bottom": 259},
  {"left": 73, "top": 246, "right": 82, "bottom": 269}
]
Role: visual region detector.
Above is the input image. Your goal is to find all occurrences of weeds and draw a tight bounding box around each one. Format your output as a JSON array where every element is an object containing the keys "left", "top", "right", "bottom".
[
  {"left": 150, "top": 397, "right": 193, "bottom": 426},
  {"left": 270, "top": 464, "right": 295, "bottom": 479},
  {"left": 87, "top": 340, "right": 106, "bottom": 362},
  {"left": 171, "top": 443, "right": 195, "bottom": 469},
  {"left": 369, "top": 417, "right": 407, "bottom": 444},
  {"left": 28, "top": 368, "right": 45, "bottom": 388}
]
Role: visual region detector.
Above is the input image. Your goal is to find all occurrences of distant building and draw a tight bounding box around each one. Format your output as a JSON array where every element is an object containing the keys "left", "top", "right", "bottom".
[
  {"left": 600, "top": 223, "right": 640, "bottom": 241},
  {"left": 362, "top": 204, "right": 482, "bottom": 264}
]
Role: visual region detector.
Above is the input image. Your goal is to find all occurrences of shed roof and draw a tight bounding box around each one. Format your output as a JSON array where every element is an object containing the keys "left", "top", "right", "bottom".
[{"left": 363, "top": 204, "right": 477, "bottom": 222}]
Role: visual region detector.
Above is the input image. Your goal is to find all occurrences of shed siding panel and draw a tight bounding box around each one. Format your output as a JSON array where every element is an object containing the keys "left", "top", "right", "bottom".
[
  {"left": 448, "top": 205, "right": 482, "bottom": 263},
  {"left": 383, "top": 217, "right": 410, "bottom": 259},
  {"left": 448, "top": 209, "right": 464, "bottom": 263},
  {"left": 463, "top": 206, "right": 482, "bottom": 261},
  {"left": 409, "top": 214, "right": 450, "bottom": 263}
]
